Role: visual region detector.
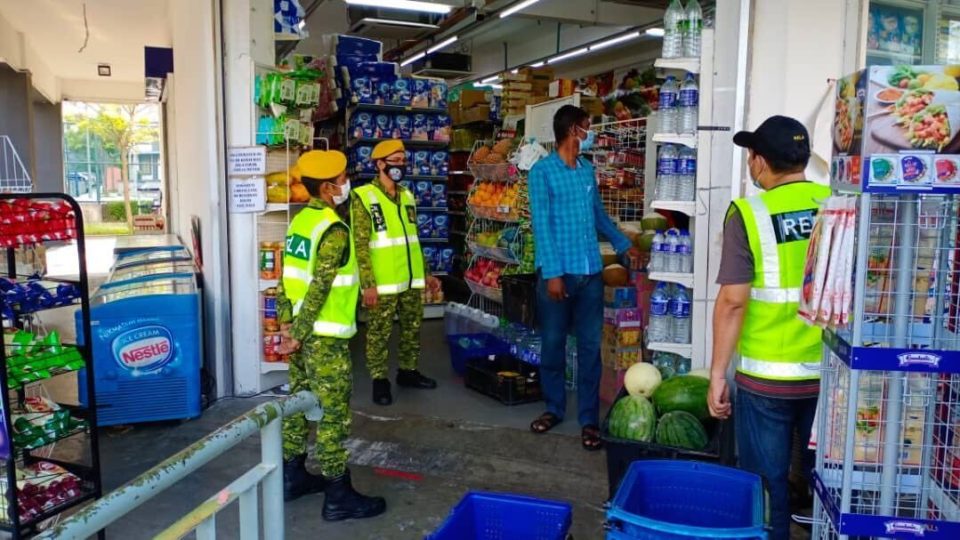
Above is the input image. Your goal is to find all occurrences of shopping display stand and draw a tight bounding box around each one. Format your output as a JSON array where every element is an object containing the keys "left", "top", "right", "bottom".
[
  {"left": 812, "top": 66, "right": 960, "bottom": 538},
  {"left": 0, "top": 193, "right": 103, "bottom": 538}
]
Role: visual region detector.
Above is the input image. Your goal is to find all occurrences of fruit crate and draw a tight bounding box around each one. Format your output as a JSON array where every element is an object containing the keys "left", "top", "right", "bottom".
[
  {"left": 600, "top": 388, "right": 735, "bottom": 498},
  {"left": 464, "top": 354, "right": 542, "bottom": 405},
  {"left": 605, "top": 460, "right": 768, "bottom": 539},
  {"left": 466, "top": 140, "right": 520, "bottom": 182},
  {"left": 500, "top": 273, "right": 538, "bottom": 329},
  {"left": 427, "top": 491, "right": 572, "bottom": 540},
  {"left": 446, "top": 333, "right": 509, "bottom": 377}
]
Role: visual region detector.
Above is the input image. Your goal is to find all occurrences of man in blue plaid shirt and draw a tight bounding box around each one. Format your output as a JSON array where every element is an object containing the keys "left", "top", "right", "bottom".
[{"left": 527, "top": 105, "right": 639, "bottom": 450}]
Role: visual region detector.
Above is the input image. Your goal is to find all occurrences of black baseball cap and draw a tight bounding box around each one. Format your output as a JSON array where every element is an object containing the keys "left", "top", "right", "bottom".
[{"left": 733, "top": 115, "right": 811, "bottom": 166}]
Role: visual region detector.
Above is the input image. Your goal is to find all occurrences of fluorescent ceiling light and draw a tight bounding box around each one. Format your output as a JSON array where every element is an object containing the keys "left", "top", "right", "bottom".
[
  {"left": 481, "top": 75, "right": 500, "bottom": 83},
  {"left": 645, "top": 27, "right": 665, "bottom": 37},
  {"left": 345, "top": 0, "right": 452, "bottom": 14},
  {"left": 500, "top": 0, "right": 541, "bottom": 18},
  {"left": 547, "top": 47, "right": 588, "bottom": 64},
  {"left": 427, "top": 35, "right": 458, "bottom": 54},
  {"left": 475, "top": 83, "right": 503, "bottom": 89},
  {"left": 358, "top": 17, "right": 440, "bottom": 29},
  {"left": 530, "top": 61, "right": 545, "bottom": 68},
  {"left": 590, "top": 31, "right": 641, "bottom": 51},
  {"left": 511, "top": 68, "right": 519, "bottom": 74},
  {"left": 400, "top": 51, "right": 426, "bottom": 66}
]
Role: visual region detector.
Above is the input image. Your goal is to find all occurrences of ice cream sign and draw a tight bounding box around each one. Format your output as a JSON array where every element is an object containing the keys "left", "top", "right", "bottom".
[{"left": 111, "top": 325, "right": 175, "bottom": 372}]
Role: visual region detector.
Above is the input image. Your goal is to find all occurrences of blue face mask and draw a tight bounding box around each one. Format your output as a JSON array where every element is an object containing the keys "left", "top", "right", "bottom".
[{"left": 578, "top": 127, "right": 595, "bottom": 154}]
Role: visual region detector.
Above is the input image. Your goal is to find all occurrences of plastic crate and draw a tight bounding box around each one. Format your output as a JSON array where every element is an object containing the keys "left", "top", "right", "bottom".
[
  {"left": 428, "top": 491, "right": 572, "bottom": 540},
  {"left": 446, "top": 334, "right": 509, "bottom": 376},
  {"left": 464, "top": 354, "right": 542, "bottom": 405},
  {"left": 601, "top": 388, "right": 735, "bottom": 497},
  {"left": 500, "top": 273, "right": 538, "bottom": 329},
  {"left": 605, "top": 460, "right": 768, "bottom": 539}
]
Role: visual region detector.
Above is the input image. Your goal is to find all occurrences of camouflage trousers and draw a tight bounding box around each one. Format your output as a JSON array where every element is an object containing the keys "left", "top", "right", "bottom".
[
  {"left": 282, "top": 335, "right": 352, "bottom": 478},
  {"left": 365, "top": 287, "right": 423, "bottom": 379}
]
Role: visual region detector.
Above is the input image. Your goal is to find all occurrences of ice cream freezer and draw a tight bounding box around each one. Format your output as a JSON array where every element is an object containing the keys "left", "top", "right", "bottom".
[
  {"left": 113, "top": 245, "right": 192, "bottom": 270},
  {"left": 108, "top": 259, "right": 197, "bottom": 284},
  {"left": 76, "top": 272, "right": 202, "bottom": 426}
]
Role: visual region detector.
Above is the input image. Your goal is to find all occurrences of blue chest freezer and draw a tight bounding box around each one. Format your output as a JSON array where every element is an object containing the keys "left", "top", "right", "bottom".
[
  {"left": 114, "top": 246, "right": 192, "bottom": 270},
  {"left": 108, "top": 259, "right": 197, "bottom": 284},
  {"left": 77, "top": 272, "right": 202, "bottom": 425}
]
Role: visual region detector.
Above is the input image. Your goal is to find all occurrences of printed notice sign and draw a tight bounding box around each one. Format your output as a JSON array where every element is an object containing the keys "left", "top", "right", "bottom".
[
  {"left": 228, "top": 146, "right": 267, "bottom": 176},
  {"left": 229, "top": 177, "right": 266, "bottom": 213}
]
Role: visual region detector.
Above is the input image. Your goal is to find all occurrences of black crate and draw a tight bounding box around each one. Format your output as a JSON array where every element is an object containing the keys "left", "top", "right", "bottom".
[
  {"left": 500, "top": 273, "right": 538, "bottom": 329},
  {"left": 464, "top": 354, "right": 542, "bottom": 405},
  {"left": 601, "top": 388, "right": 736, "bottom": 498}
]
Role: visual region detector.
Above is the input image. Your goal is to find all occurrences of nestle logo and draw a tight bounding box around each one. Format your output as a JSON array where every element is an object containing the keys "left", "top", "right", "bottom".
[
  {"left": 884, "top": 521, "right": 926, "bottom": 536},
  {"left": 111, "top": 325, "right": 175, "bottom": 372},
  {"left": 897, "top": 352, "right": 940, "bottom": 368}
]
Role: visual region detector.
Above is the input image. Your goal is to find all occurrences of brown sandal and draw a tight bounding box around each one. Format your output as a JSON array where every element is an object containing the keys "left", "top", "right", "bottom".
[
  {"left": 582, "top": 425, "right": 603, "bottom": 451},
  {"left": 530, "top": 412, "right": 561, "bottom": 434}
]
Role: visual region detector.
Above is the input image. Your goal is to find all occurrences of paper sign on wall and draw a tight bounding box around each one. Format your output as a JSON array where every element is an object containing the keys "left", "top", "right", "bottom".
[
  {"left": 229, "top": 177, "right": 266, "bottom": 213},
  {"left": 228, "top": 146, "right": 267, "bottom": 176}
]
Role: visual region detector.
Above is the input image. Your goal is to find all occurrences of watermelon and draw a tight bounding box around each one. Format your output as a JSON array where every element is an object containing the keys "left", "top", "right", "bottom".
[
  {"left": 652, "top": 375, "right": 710, "bottom": 421},
  {"left": 608, "top": 395, "right": 656, "bottom": 442},
  {"left": 655, "top": 410, "right": 709, "bottom": 450}
]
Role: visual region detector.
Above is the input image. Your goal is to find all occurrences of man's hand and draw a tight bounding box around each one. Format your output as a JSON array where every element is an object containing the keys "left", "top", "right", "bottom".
[
  {"left": 708, "top": 376, "right": 732, "bottom": 420},
  {"left": 363, "top": 287, "right": 379, "bottom": 308},
  {"left": 546, "top": 277, "right": 566, "bottom": 302},
  {"left": 426, "top": 276, "right": 441, "bottom": 293},
  {"left": 277, "top": 336, "right": 301, "bottom": 356}
]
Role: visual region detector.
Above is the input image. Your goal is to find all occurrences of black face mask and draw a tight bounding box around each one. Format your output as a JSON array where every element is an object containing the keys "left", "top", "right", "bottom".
[{"left": 385, "top": 165, "right": 405, "bottom": 182}]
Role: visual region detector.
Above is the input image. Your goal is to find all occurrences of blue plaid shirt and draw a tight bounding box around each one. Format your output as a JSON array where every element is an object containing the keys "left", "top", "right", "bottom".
[{"left": 528, "top": 152, "right": 632, "bottom": 279}]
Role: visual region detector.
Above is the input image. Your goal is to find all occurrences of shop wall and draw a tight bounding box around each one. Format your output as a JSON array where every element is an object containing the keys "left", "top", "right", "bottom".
[
  {"left": 0, "top": 11, "right": 59, "bottom": 103},
  {"left": 0, "top": 64, "right": 34, "bottom": 180},
  {"left": 30, "top": 100, "right": 63, "bottom": 193}
]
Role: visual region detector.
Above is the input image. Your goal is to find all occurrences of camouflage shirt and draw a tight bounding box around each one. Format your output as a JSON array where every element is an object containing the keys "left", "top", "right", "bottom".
[
  {"left": 350, "top": 176, "right": 431, "bottom": 291},
  {"left": 277, "top": 197, "right": 351, "bottom": 342}
]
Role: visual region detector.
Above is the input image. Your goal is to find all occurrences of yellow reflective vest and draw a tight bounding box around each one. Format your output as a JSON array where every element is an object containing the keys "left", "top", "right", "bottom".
[{"left": 353, "top": 184, "right": 425, "bottom": 295}]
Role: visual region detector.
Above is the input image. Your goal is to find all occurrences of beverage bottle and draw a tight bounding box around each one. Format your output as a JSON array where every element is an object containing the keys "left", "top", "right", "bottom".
[
  {"left": 648, "top": 282, "right": 671, "bottom": 343},
  {"left": 683, "top": 0, "right": 703, "bottom": 58},
  {"left": 657, "top": 144, "right": 679, "bottom": 201},
  {"left": 658, "top": 76, "right": 679, "bottom": 134},
  {"left": 650, "top": 230, "right": 665, "bottom": 272},
  {"left": 679, "top": 73, "right": 699, "bottom": 135},
  {"left": 663, "top": 0, "right": 685, "bottom": 59},
  {"left": 665, "top": 229, "right": 681, "bottom": 273},
  {"left": 671, "top": 285, "right": 692, "bottom": 344},
  {"left": 678, "top": 230, "right": 693, "bottom": 273},
  {"left": 677, "top": 145, "right": 697, "bottom": 201}
]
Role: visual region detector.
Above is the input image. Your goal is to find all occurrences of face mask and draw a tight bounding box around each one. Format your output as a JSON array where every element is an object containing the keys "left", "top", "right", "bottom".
[
  {"left": 332, "top": 180, "right": 351, "bottom": 206},
  {"left": 578, "top": 127, "right": 595, "bottom": 154},
  {"left": 385, "top": 165, "right": 405, "bottom": 182}
]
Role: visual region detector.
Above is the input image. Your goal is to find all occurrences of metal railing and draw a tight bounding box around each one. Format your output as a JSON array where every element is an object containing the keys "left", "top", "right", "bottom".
[
  {"left": 37, "top": 391, "right": 322, "bottom": 540},
  {"left": 0, "top": 135, "right": 32, "bottom": 193}
]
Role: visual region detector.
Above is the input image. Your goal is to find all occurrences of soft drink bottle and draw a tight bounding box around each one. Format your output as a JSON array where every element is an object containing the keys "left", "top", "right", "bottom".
[
  {"left": 679, "top": 73, "right": 699, "bottom": 135},
  {"left": 658, "top": 76, "right": 679, "bottom": 134},
  {"left": 663, "top": 0, "right": 685, "bottom": 58},
  {"left": 648, "top": 283, "right": 671, "bottom": 343},
  {"left": 683, "top": 0, "right": 703, "bottom": 58},
  {"left": 677, "top": 145, "right": 697, "bottom": 201}
]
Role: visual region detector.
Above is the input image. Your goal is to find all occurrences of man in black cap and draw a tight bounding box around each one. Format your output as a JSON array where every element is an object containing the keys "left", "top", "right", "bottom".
[{"left": 707, "top": 116, "right": 830, "bottom": 540}]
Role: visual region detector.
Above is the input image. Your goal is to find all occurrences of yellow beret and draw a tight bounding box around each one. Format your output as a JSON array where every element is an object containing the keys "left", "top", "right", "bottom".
[
  {"left": 297, "top": 150, "right": 347, "bottom": 180},
  {"left": 371, "top": 139, "right": 406, "bottom": 160}
]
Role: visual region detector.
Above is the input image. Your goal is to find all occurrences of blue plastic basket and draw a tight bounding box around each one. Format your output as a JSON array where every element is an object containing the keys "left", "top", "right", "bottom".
[
  {"left": 446, "top": 334, "right": 509, "bottom": 376},
  {"left": 427, "top": 491, "right": 572, "bottom": 540},
  {"left": 606, "top": 460, "right": 768, "bottom": 539}
]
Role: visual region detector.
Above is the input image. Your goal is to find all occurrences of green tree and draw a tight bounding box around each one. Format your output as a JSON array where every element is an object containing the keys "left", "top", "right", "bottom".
[{"left": 69, "top": 105, "right": 157, "bottom": 229}]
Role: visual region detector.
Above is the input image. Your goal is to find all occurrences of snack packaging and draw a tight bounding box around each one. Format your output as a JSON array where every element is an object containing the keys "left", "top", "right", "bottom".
[
  {"left": 394, "top": 114, "right": 412, "bottom": 139},
  {"left": 412, "top": 114, "right": 429, "bottom": 140},
  {"left": 414, "top": 150, "right": 432, "bottom": 176},
  {"left": 417, "top": 212, "right": 433, "bottom": 238},
  {"left": 393, "top": 78, "right": 412, "bottom": 106},
  {"left": 373, "top": 114, "right": 392, "bottom": 139},
  {"left": 434, "top": 214, "right": 450, "bottom": 239},
  {"left": 799, "top": 197, "right": 839, "bottom": 325},
  {"left": 415, "top": 181, "right": 433, "bottom": 207}
]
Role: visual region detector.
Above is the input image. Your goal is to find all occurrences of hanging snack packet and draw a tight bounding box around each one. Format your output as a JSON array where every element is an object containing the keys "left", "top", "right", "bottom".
[
  {"left": 799, "top": 197, "right": 838, "bottom": 325},
  {"left": 817, "top": 198, "right": 846, "bottom": 326},
  {"left": 838, "top": 197, "right": 858, "bottom": 327},
  {"left": 828, "top": 197, "right": 855, "bottom": 329}
]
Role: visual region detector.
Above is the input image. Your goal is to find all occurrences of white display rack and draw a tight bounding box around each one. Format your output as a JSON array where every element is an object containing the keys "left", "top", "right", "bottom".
[
  {"left": 651, "top": 200, "right": 696, "bottom": 217},
  {"left": 652, "top": 133, "right": 697, "bottom": 148},
  {"left": 654, "top": 58, "right": 701, "bottom": 75},
  {"left": 648, "top": 272, "right": 695, "bottom": 289},
  {"left": 647, "top": 342, "right": 693, "bottom": 359}
]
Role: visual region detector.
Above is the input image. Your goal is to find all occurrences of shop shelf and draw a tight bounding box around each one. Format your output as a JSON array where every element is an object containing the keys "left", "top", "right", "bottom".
[
  {"left": 466, "top": 204, "right": 521, "bottom": 223},
  {"left": 466, "top": 241, "right": 520, "bottom": 265},
  {"left": 260, "top": 361, "right": 289, "bottom": 374},
  {"left": 465, "top": 278, "right": 503, "bottom": 303},
  {"left": 356, "top": 173, "right": 447, "bottom": 182},
  {"left": 418, "top": 206, "right": 449, "bottom": 212},
  {"left": 651, "top": 200, "right": 696, "bottom": 217},
  {"left": 347, "top": 137, "right": 449, "bottom": 149},
  {"left": 16, "top": 487, "right": 99, "bottom": 529},
  {"left": 467, "top": 162, "right": 518, "bottom": 182},
  {"left": 448, "top": 170, "right": 472, "bottom": 176},
  {"left": 420, "top": 237, "right": 450, "bottom": 244},
  {"left": 648, "top": 271, "right": 695, "bottom": 289},
  {"left": 652, "top": 133, "right": 697, "bottom": 148},
  {"left": 351, "top": 102, "right": 447, "bottom": 115},
  {"left": 449, "top": 210, "right": 466, "bottom": 216},
  {"left": 929, "top": 479, "right": 960, "bottom": 519},
  {"left": 259, "top": 278, "right": 279, "bottom": 289},
  {"left": 424, "top": 304, "right": 445, "bottom": 320},
  {"left": 654, "top": 57, "right": 701, "bottom": 74},
  {"left": 18, "top": 423, "right": 89, "bottom": 453},
  {"left": 646, "top": 341, "right": 692, "bottom": 359}
]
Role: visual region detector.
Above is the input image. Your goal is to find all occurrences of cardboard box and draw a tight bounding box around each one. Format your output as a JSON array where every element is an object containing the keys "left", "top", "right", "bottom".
[
  {"left": 460, "top": 105, "right": 491, "bottom": 125},
  {"left": 604, "top": 322, "right": 642, "bottom": 348},
  {"left": 549, "top": 79, "right": 576, "bottom": 98},
  {"left": 456, "top": 89, "right": 489, "bottom": 109},
  {"left": 604, "top": 286, "right": 638, "bottom": 308},
  {"left": 602, "top": 344, "right": 642, "bottom": 370}
]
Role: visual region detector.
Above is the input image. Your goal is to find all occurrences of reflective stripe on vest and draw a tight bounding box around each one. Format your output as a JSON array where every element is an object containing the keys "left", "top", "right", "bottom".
[
  {"left": 732, "top": 182, "right": 832, "bottom": 381},
  {"left": 281, "top": 206, "right": 360, "bottom": 338},
  {"left": 354, "top": 184, "right": 426, "bottom": 294}
]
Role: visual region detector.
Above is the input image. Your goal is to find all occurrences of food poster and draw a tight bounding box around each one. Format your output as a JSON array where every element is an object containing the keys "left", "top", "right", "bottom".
[
  {"left": 603, "top": 65, "right": 657, "bottom": 121},
  {"left": 867, "top": 4, "right": 924, "bottom": 63},
  {"left": 825, "top": 365, "right": 884, "bottom": 465},
  {"left": 831, "top": 72, "right": 866, "bottom": 189}
]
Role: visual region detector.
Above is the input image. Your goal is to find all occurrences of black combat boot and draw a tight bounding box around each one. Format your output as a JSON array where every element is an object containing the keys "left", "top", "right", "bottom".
[
  {"left": 396, "top": 369, "right": 437, "bottom": 389},
  {"left": 322, "top": 469, "right": 387, "bottom": 521},
  {"left": 372, "top": 378, "right": 393, "bottom": 405},
  {"left": 283, "top": 455, "right": 325, "bottom": 502}
]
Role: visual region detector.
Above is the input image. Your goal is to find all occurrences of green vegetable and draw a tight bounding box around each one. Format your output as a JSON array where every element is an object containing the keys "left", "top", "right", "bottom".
[
  {"left": 608, "top": 395, "right": 656, "bottom": 442},
  {"left": 655, "top": 410, "right": 709, "bottom": 450},
  {"left": 652, "top": 374, "right": 711, "bottom": 421},
  {"left": 889, "top": 65, "right": 918, "bottom": 87}
]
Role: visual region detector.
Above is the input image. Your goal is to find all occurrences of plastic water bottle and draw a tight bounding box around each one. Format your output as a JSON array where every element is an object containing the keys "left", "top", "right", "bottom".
[
  {"left": 658, "top": 76, "right": 679, "bottom": 134},
  {"left": 677, "top": 145, "right": 697, "bottom": 201},
  {"left": 665, "top": 229, "right": 681, "bottom": 273},
  {"left": 679, "top": 73, "right": 699, "bottom": 135},
  {"left": 663, "top": 0, "right": 684, "bottom": 59},
  {"left": 671, "top": 286, "right": 692, "bottom": 344},
  {"left": 683, "top": 0, "right": 703, "bottom": 58},
  {"left": 650, "top": 230, "right": 665, "bottom": 272},
  {"left": 678, "top": 230, "right": 693, "bottom": 273},
  {"left": 657, "top": 144, "right": 679, "bottom": 201},
  {"left": 648, "top": 283, "right": 671, "bottom": 343}
]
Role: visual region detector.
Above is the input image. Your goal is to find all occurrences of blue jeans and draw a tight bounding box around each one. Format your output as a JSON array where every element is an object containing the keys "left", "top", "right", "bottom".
[
  {"left": 537, "top": 273, "right": 603, "bottom": 427},
  {"left": 736, "top": 388, "right": 817, "bottom": 540}
]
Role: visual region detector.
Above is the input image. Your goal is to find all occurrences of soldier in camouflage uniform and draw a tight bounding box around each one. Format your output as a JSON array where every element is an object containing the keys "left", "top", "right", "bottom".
[
  {"left": 276, "top": 150, "right": 385, "bottom": 521},
  {"left": 352, "top": 139, "right": 441, "bottom": 406}
]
